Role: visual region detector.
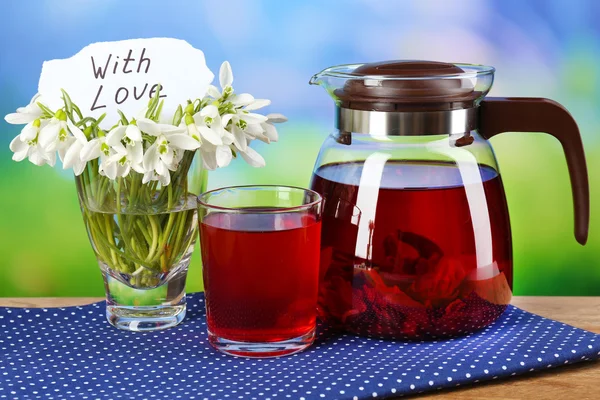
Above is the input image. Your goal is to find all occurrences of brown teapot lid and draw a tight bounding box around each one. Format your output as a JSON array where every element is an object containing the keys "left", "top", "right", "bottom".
[{"left": 336, "top": 60, "right": 483, "bottom": 111}]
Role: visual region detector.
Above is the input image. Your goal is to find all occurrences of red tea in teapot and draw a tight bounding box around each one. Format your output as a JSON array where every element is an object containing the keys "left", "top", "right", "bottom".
[{"left": 311, "top": 160, "right": 513, "bottom": 339}]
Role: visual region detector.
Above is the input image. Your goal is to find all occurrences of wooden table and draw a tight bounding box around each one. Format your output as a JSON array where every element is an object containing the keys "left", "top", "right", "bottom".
[{"left": 1, "top": 297, "right": 599, "bottom": 399}]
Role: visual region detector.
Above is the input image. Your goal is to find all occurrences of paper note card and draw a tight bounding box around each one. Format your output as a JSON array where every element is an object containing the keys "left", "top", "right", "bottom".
[{"left": 38, "top": 38, "right": 214, "bottom": 127}]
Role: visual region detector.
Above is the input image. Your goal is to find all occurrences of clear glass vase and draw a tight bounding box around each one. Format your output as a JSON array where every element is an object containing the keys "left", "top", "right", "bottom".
[{"left": 75, "top": 151, "right": 206, "bottom": 331}]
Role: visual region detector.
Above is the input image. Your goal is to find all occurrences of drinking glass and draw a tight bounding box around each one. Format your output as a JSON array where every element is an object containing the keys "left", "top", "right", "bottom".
[{"left": 198, "top": 185, "right": 323, "bottom": 357}]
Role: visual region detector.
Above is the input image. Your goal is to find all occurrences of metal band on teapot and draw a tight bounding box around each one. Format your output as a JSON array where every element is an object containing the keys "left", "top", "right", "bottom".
[{"left": 335, "top": 107, "right": 478, "bottom": 136}]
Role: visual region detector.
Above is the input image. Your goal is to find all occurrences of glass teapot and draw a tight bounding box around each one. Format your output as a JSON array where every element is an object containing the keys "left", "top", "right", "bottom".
[{"left": 309, "top": 61, "right": 589, "bottom": 340}]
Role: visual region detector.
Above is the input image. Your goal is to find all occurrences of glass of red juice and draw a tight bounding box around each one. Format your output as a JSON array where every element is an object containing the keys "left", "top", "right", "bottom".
[{"left": 198, "top": 185, "right": 323, "bottom": 357}]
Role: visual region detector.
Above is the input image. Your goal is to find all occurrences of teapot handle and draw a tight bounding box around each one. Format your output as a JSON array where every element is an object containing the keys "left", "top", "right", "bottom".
[{"left": 479, "top": 97, "right": 589, "bottom": 245}]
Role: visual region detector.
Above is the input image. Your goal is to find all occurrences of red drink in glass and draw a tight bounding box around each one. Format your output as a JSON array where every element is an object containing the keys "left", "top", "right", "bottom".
[
  {"left": 201, "top": 213, "right": 321, "bottom": 342},
  {"left": 198, "top": 186, "right": 323, "bottom": 357}
]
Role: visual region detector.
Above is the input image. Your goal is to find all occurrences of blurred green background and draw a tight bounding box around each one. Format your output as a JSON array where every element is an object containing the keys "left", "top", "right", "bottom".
[{"left": 1, "top": 0, "right": 598, "bottom": 297}]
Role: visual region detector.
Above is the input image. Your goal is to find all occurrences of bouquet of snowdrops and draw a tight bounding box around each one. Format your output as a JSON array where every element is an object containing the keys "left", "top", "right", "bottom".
[{"left": 6, "top": 61, "right": 286, "bottom": 180}]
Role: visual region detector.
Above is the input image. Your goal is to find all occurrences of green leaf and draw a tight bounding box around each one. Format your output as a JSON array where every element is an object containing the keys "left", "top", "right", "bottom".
[
  {"left": 195, "top": 98, "right": 203, "bottom": 114},
  {"left": 146, "top": 97, "right": 157, "bottom": 118},
  {"left": 145, "top": 97, "right": 157, "bottom": 118},
  {"left": 36, "top": 102, "right": 54, "bottom": 117},
  {"left": 154, "top": 83, "right": 162, "bottom": 99},
  {"left": 145, "top": 84, "right": 163, "bottom": 119},
  {"left": 172, "top": 105, "right": 183, "bottom": 126},
  {"left": 95, "top": 113, "right": 107, "bottom": 127},
  {"left": 155, "top": 99, "right": 165, "bottom": 122},
  {"left": 61, "top": 88, "right": 73, "bottom": 117},
  {"left": 76, "top": 117, "right": 96, "bottom": 127},
  {"left": 142, "top": 133, "right": 156, "bottom": 145},
  {"left": 72, "top": 103, "right": 84, "bottom": 120},
  {"left": 117, "top": 109, "right": 129, "bottom": 125}
]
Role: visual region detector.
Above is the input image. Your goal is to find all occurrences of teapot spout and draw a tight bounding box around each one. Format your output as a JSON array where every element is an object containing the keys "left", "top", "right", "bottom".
[
  {"left": 309, "top": 64, "right": 364, "bottom": 99},
  {"left": 309, "top": 73, "right": 323, "bottom": 86}
]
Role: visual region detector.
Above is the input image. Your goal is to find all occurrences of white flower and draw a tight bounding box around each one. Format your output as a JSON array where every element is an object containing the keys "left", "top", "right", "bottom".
[
  {"left": 256, "top": 113, "right": 287, "bottom": 144},
  {"left": 62, "top": 122, "right": 89, "bottom": 176},
  {"left": 206, "top": 61, "right": 270, "bottom": 150},
  {"left": 142, "top": 135, "right": 178, "bottom": 185},
  {"left": 181, "top": 105, "right": 223, "bottom": 146},
  {"left": 80, "top": 134, "right": 126, "bottom": 180},
  {"left": 135, "top": 117, "right": 186, "bottom": 138},
  {"left": 38, "top": 110, "right": 69, "bottom": 152},
  {"left": 18, "top": 118, "right": 45, "bottom": 142},
  {"left": 198, "top": 60, "right": 286, "bottom": 170},
  {"left": 106, "top": 123, "right": 145, "bottom": 176},
  {"left": 9, "top": 134, "right": 56, "bottom": 166},
  {"left": 206, "top": 61, "right": 234, "bottom": 99},
  {"left": 138, "top": 118, "right": 201, "bottom": 151},
  {"left": 239, "top": 145, "right": 266, "bottom": 168},
  {"left": 206, "top": 61, "right": 259, "bottom": 107},
  {"left": 106, "top": 143, "right": 145, "bottom": 178},
  {"left": 199, "top": 141, "right": 234, "bottom": 170},
  {"left": 142, "top": 130, "right": 201, "bottom": 185},
  {"left": 221, "top": 109, "right": 268, "bottom": 151},
  {"left": 107, "top": 120, "right": 143, "bottom": 145},
  {"left": 4, "top": 94, "right": 44, "bottom": 124}
]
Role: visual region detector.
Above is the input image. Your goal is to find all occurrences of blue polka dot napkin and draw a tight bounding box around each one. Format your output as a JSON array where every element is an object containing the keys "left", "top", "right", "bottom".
[{"left": 1, "top": 293, "right": 599, "bottom": 399}]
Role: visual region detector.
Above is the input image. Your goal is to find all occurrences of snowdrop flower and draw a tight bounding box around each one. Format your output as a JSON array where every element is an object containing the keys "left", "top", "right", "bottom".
[
  {"left": 196, "top": 110, "right": 237, "bottom": 170},
  {"left": 239, "top": 146, "right": 266, "bottom": 168},
  {"left": 106, "top": 119, "right": 143, "bottom": 145},
  {"left": 4, "top": 93, "right": 44, "bottom": 124},
  {"left": 206, "top": 61, "right": 262, "bottom": 107},
  {"left": 106, "top": 143, "right": 145, "bottom": 178},
  {"left": 217, "top": 91, "right": 269, "bottom": 150},
  {"left": 181, "top": 104, "right": 223, "bottom": 146},
  {"left": 142, "top": 131, "right": 201, "bottom": 185},
  {"left": 222, "top": 110, "right": 268, "bottom": 151},
  {"left": 199, "top": 141, "right": 235, "bottom": 170},
  {"left": 80, "top": 131, "right": 126, "bottom": 179},
  {"left": 106, "top": 123, "right": 145, "bottom": 173},
  {"left": 134, "top": 117, "right": 186, "bottom": 138},
  {"left": 142, "top": 136, "right": 176, "bottom": 185},
  {"left": 255, "top": 113, "right": 287, "bottom": 144},
  {"left": 38, "top": 109, "right": 69, "bottom": 152},
  {"left": 139, "top": 119, "right": 201, "bottom": 151},
  {"left": 198, "top": 143, "right": 218, "bottom": 170},
  {"left": 206, "top": 61, "right": 234, "bottom": 100},
  {"left": 9, "top": 134, "right": 56, "bottom": 166},
  {"left": 62, "top": 122, "right": 89, "bottom": 176},
  {"left": 17, "top": 118, "right": 46, "bottom": 142}
]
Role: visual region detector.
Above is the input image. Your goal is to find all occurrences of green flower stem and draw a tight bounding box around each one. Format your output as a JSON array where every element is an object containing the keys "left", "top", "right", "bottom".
[
  {"left": 145, "top": 216, "right": 159, "bottom": 262},
  {"left": 76, "top": 151, "right": 199, "bottom": 289},
  {"left": 135, "top": 219, "right": 153, "bottom": 248},
  {"left": 150, "top": 212, "right": 175, "bottom": 266},
  {"left": 171, "top": 208, "right": 189, "bottom": 257},
  {"left": 116, "top": 177, "right": 124, "bottom": 225}
]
